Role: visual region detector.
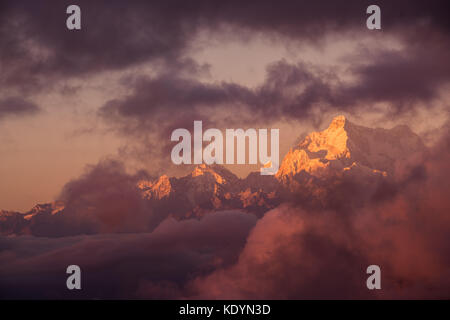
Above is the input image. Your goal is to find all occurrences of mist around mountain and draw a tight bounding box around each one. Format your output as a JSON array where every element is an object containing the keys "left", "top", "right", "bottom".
[
  {"left": 0, "top": 116, "right": 426, "bottom": 236},
  {"left": 1, "top": 116, "right": 448, "bottom": 299}
]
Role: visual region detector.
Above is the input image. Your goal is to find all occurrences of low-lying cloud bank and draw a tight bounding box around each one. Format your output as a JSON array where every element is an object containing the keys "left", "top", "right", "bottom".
[
  {"left": 0, "top": 211, "right": 256, "bottom": 299},
  {"left": 186, "top": 130, "right": 450, "bottom": 299}
]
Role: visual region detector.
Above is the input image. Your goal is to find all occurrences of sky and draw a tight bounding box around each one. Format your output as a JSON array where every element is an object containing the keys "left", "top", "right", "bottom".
[
  {"left": 0, "top": 0, "right": 449, "bottom": 211},
  {"left": 0, "top": 0, "right": 450, "bottom": 300}
]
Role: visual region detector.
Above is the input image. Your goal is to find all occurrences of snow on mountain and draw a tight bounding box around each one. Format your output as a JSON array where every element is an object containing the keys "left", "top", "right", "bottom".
[{"left": 276, "top": 115, "right": 425, "bottom": 184}]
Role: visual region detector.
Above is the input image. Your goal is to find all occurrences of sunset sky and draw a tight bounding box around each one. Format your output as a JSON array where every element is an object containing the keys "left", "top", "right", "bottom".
[
  {"left": 1, "top": 0, "right": 450, "bottom": 300},
  {"left": 1, "top": 1, "right": 449, "bottom": 211}
]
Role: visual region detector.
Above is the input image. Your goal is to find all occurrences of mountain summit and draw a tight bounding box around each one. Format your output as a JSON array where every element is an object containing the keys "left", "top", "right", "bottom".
[{"left": 276, "top": 115, "right": 425, "bottom": 183}]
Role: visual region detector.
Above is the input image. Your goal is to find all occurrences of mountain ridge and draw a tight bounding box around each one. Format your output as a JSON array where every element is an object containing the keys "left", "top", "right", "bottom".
[{"left": 0, "top": 116, "right": 426, "bottom": 236}]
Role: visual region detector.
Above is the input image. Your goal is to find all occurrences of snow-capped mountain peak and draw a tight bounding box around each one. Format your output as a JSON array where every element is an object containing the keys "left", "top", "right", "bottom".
[{"left": 276, "top": 115, "right": 425, "bottom": 182}]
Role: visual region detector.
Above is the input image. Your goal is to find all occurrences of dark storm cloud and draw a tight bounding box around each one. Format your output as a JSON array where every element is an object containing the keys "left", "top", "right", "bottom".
[
  {"left": 0, "top": 0, "right": 194, "bottom": 91},
  {"left": 1, "top": 0, "right": 449, "bottom": 91},
  {"left": 90, "top": 0, "right": 448, "bottom": 148},
  {"left": 98, "top": 61, "right": 337, "bottom": 133},
  {"left": 101, "top": 75, "right": 249, "bottom": 119},
  {"left": 98, "top": 73, "right": 255, "bottom": 132},
  {"left": 0, "top": 97, "right": 40, "bottom": 120},
  {"left": 99, "top": 43, "right": 450, "bottom": 140},
  {"left": 339, "top": 43, "right": 450, "bottom": 109}
]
